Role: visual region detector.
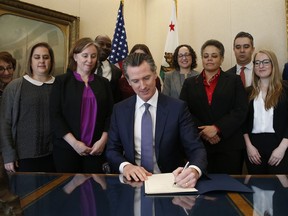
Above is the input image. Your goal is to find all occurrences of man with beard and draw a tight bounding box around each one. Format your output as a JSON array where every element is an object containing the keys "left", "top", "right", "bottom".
[{"left": 95, "top": 35, "right": 122, "bottom": 102}]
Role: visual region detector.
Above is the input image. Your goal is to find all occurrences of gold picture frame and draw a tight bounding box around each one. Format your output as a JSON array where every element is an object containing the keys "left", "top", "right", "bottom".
[
  {"left": 0, "top": 0, "right": 79, "bottom": 77},
  {"left": 286, "top": 0, "right": 288, "bottom": 51}
]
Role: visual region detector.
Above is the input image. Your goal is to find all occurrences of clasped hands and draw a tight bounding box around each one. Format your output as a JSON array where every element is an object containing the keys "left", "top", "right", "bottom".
[
  {"left": 72, "top": 139, "right": 105, "bottom": 156},
  {"left": 198, "top": 125, "right": 221, "bottom": 144},
  {"left": 123, "top": 164, "right": 199, "bottom": 188}
]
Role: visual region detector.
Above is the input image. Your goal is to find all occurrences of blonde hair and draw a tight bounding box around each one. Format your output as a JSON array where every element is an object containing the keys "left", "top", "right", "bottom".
[{"left": 250, "top": 49, "right": 282, "bottom": 110}]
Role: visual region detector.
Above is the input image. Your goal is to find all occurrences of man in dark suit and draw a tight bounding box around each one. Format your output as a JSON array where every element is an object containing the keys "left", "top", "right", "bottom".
[
  {"left": 282, "top": 62, "right": 288, "bottom": 80},
  {"left": 106, "top": 53, "right": 207, "bottom": 188},
  {"left": 226, "top": 31, "right": 255, "bottom": 87},
  {"left": 95, "top": 35, "right": 122, "bottom": 102}
]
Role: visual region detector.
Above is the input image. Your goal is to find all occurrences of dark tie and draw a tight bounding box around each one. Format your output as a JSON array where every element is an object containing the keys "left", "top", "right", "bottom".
[
  {"left": 97, "top": 64, "right": 103, "bottom": 77},
  {"left": 240, "top": 66, "right": 246, "bottom": 86},
  {"left": 141, "top": 103, "right": 153, "bottom": 216},
  {"left": 141, "top": 103, "right": 153, "bottom": 172}
]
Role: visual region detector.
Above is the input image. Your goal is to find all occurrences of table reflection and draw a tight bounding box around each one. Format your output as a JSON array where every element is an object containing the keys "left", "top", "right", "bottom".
[
  {"left": 0, "top": 161, "right": 22, "bottom": 216},
  {"left": 241, "top": 175, "right": 288, "bottom": 216},
  {"left": 1, "top": 172, "right": 288, "bottom": 216}
]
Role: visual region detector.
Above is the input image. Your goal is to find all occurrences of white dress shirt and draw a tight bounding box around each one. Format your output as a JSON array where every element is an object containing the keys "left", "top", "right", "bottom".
[
  {"left": 236, "top": 62, "right": 253, "bottom": 87},
  {"left": 252, "top": 91, "right": 275, "bottom": 133},
  {"left": 120, "top": 90, "right": 161, "bottom": 173},
  {"left": 95, "top": 60, "right": 112, "bottom": 81}
]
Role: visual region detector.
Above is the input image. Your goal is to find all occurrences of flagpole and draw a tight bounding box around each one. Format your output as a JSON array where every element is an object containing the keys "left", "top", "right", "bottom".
[
  {"left": 121, "top": 0, "right": 124, "bottom": 15},
  {"left": 159, "top": 0, "right": 179, "bottom": 80},
  {"left": 174, "top": 0, "right": 178, "bottom": 17}
]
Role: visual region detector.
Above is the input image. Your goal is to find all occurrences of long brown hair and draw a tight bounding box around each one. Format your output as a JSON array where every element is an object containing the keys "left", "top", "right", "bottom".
[{"left": 250, "top": 49, "right": 282, "bottom": 110}]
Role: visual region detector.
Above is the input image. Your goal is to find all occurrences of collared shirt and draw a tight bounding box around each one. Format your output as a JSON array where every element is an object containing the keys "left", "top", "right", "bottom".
[
  {"left": 95, "top": 60, "right": 112, "bottom": 81},
  {"left": 23, "top": 74, "right": 55, "bottom": 85},
  {"left": 202, "top": 69, "right": 220, "bottom": 105},
  {"left": 134, "top": 90, "right": 160, "bottom": 174},
  {"left": 120, "top": 90, "right": 161, "bottom": 174},
  {"left": 252, "top": 91, "right": 275, "bottom": 133},
  {"left": 236, "top": 62, "right": 253, "bottom": 87}
]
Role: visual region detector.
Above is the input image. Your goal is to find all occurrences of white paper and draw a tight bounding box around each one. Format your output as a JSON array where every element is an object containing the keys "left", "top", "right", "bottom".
[{"left": 144, "top": 173, "right": 198, "bottom": 195}]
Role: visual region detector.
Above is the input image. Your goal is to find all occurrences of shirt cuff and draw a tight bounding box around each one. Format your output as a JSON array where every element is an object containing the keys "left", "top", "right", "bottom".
[
  {"left": 119, "top": 161, "right": 131, "bottom": 173},
  {"left": 189, "top": 165, "right": 202, "bottom": 177}
]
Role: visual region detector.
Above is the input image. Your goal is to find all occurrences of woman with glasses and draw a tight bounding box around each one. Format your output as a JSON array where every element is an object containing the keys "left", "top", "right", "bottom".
[
  {"left": 0, "top": 52, "right": 16, "bottom": 172},
  {"left": 0, "top": 42, "right": 56, "bottom": 172},
  {"left": 243, "top": 49, "right": 288, "bottom": 174},
  {"left": 162, "top": 44, "right": 199, "bottom": 98},
  {"left": 0, "top": 52, "right": 16, "bottom": 98},
  {"left": 180, "top": 39, "right": 248, "bottom": 174}
]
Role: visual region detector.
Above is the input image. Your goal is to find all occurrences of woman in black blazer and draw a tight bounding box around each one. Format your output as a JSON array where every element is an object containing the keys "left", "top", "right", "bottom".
[
  {"left": 180, "top": 39, "right": 248, "bottom": 174},
  {"left": 50, "top": 38, "right": 114, "bottom": 173},
  {"left": 243, "top": 49, "right": 288, "bottom": 174}
]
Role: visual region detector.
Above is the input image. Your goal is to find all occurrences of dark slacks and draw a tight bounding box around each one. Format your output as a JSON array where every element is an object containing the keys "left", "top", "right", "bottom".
[
  {"left": 17, "top": 154, "right": 55, "bottom": 172},
  {"left": 245, "top": 133, "right": 288, "bottom": 174},
  {"left": 53, "top": 145, "right": 105, "bottom": 173},
  {"left": 206, "top": 149, "right": 244, "bottom": 174}
]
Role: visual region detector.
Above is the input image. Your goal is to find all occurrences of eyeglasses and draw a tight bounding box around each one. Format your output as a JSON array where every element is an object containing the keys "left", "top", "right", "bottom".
[
  {"left": 0, "top": 65, "right": 14, "bottom": 73},
  {"left": 253, "top": 59, "right": 271, "bottom": 67},
  {"left": 178, "top": 53, "right": 191, "bottom": 59}
]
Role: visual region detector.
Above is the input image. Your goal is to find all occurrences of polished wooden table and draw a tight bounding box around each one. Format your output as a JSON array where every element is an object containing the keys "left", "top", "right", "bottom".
[{"left": 1, "top": 172, "right": 288, "bottom": 216}]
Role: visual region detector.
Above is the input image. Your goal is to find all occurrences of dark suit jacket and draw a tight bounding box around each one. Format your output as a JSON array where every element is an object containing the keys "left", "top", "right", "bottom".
[
  {"left": 244, "top": 82, "right": 288, "bottom": 142},
  {"left": 180, "top": 71, "right": 248, "bottom": 152},
  {"left": 50, "top": 71, "right": 114, "bottom": 149},
  {"left": 108, "top": 62, "right": 122, "bottom": 103},
  {"left": 226, "top": 65, "right": 237, "bottom": 74},
  {"left": 283, "top": 63, "right": 288, "bottom": 80},
  {"left": 106, "top": 93, "right": 207, "bottom": 174}
]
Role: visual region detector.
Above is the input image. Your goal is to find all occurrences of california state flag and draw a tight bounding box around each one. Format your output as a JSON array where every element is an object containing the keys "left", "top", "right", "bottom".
[{"left": 160, "top": 0, "right": 179, "bottom": 81}]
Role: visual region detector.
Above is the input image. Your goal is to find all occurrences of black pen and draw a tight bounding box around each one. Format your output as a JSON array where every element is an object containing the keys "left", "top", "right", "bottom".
[{"left": 173, "top": 161, "right": 190, "bottom": 186}]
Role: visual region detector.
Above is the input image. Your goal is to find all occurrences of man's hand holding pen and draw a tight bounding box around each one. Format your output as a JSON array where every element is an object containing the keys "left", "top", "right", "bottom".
[{"left": 173, "top": 162, "right": 199, "bottom": 188}]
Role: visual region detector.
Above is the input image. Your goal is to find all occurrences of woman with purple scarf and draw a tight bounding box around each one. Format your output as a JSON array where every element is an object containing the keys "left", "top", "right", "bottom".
[{"left": 50, "top": 37, "right": 114, "bottom": 173}]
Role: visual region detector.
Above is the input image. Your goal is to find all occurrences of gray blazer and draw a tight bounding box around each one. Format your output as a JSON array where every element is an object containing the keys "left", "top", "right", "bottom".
[{"left": 162, "top": 70, "right": 198, "bottom": 99}]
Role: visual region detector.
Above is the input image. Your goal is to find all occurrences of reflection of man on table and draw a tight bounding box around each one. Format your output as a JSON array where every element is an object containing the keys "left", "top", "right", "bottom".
[
  {"left": 106, "top": 53, "right": 207, "bottom": 188},
  {"left": 106, "top": 175, "right": 204, "bottom": 216}
]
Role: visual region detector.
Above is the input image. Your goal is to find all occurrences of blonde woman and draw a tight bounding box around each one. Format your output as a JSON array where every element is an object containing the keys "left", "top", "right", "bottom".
[{"left": 243, "top": 49, "right": 288, "bottom": 174}]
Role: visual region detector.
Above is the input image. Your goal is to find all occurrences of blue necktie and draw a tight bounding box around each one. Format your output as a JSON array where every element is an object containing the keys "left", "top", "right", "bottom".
[
  {"left": 141, "top": 103, "right": 153, "bottom": 216},
  {"left": 141, "top": 103, "right": 153, "bottom": 172}
]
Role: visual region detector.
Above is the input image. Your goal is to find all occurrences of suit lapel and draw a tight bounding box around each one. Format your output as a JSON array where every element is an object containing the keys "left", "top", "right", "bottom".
[
  {"left": 155, "top": 94, "right": 169, "bottom": 159},
  {"left": 194, "top": 74, "right": 211, "bottom": 109},
  {"left": 172, "top": 72, "right": 182, "bottom": 96},
  {"left": 211, "top": 71, "right": 229, "bottom": 106},
  {"left": 124, "top": 96, "right": 137, "bottom": 161}
]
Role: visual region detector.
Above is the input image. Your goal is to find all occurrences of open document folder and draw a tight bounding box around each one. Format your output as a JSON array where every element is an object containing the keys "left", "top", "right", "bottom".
[{"left": 144, "top": 173, "right": 253, "bottom": 195}]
